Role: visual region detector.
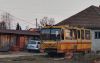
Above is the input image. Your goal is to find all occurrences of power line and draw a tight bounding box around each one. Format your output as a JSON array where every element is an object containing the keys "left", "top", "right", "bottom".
[
  {"left": 10, "top": 14, "right": 35, "bottom": 25},
  {"left": 0, "top": 10, "right": 37, "bottom": 28}
]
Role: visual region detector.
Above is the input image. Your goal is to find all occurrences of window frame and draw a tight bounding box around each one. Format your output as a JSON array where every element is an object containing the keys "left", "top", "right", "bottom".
[{"left": 95, "top": 32, "right": 100, "bottom": 39}]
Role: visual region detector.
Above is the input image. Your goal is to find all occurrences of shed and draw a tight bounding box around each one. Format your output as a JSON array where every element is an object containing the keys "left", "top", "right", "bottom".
[{"left": 0, "top": 29, "right": 39, "bottom": 51}]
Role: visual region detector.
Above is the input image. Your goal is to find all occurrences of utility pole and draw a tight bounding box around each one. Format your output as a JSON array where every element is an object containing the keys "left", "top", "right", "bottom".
[
  {"left": 36, "top": 18, "right": 38, "bottom": 28},
  {"left": 1, "top": 12, "right": 11, "bottom": 29}
]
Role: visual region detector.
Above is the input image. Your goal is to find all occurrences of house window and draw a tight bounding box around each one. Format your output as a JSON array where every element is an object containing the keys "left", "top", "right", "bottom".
[{"left": 95, "top": 32, "right": 100, "bottom": 39}]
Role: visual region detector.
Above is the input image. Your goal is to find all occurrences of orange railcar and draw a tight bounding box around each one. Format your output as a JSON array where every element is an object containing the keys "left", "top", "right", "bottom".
[{"left": 40, "top": 25, "right": 91, "bottom": 55}]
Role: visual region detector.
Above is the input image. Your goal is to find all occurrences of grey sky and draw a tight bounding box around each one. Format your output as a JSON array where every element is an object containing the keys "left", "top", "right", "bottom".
[{"left": 0, "top": 0, "right": 99, "bottom": 28}]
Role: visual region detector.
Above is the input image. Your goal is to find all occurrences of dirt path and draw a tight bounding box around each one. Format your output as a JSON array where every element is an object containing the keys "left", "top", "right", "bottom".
[
  {"left": 0, "top": 52, "right": 99, "bottom": 63},
  {"left": 0, "top": 52, "right": 46, "bottom": 58}
]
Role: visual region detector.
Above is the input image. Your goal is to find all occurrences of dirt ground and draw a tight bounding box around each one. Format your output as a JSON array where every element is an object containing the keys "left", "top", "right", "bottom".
[{"left": 0, "top": 52, "right": 99, "bottom": 63}]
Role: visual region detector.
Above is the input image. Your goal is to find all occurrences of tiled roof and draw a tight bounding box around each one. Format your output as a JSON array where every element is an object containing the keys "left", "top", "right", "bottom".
[{"left": 57, "top": 5, "right": 100, "bottom": 29}]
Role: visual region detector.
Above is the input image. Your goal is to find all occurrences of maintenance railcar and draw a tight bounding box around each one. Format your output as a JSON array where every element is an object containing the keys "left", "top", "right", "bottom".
[{"left": 40, "top": 25, "right": 91, "bottom": 55}]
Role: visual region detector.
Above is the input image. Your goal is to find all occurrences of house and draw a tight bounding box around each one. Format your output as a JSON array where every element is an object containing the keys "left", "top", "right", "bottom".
[
  {"left": 0, "top": 29, "right": 39, "bottom": 51},
  {"left": 57, "top": 5, "right": 100, "bottom": 52}
]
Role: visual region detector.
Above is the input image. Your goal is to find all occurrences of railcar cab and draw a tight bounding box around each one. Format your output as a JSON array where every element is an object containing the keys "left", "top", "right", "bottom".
[{"left": 41, "top": 26, "right": 63, "bottom": 41}]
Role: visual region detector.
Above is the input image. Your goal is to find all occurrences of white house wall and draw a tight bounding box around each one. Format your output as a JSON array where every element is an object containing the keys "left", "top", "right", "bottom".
[{"left": 91, "top": 30, "right": 100, "bottom": 52}]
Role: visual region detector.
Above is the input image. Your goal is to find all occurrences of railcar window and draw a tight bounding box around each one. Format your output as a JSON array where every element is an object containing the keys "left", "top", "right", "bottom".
[
  {"left": 41, "top": 28, "right": 61, "bottom": 41},
  {"left": 73, "top": 29, "right": 77, "bottom": 39},
  {"left": 50, "top": 29, "right": 61, "bottom": 41},
  {"left": 65, "top": 29, "right": 71, "bottom": 40},
  {"left": 81, "top": 30, "right": 84, "bottom": 39},
  {"left": 41, "top": 29, "right": 50, "bottom": 40},
  {"left": 70, "top": 29, "right": 77, "bottom": 40},
  {"left": 70, "top": 30, "right": 73, "bottom": 39},
  {"left": 65, "top": 29, "right": 77, "bottom": 40},
  {"left": 85, "top": 30, "right": 90, "bottom": 40},
  {"left": 78, "top": 30, "right": 80, "bottom": 39}
]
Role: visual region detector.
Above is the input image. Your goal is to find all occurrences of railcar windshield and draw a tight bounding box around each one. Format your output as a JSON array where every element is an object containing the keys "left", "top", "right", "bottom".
[{"left": 41, "top": 28, "right": 62, "bottom": 41}]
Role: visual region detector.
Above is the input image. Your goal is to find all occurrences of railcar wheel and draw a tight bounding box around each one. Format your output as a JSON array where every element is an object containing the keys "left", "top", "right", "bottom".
[{"left": 48, "top": 52, "right": 56, "bottom": 57}]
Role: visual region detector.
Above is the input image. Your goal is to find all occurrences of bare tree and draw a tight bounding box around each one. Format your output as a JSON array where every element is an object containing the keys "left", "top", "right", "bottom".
[
  {"left": 39, "top": 17, "right": 55, "bottom": 27},
  {"left": 0, "top": 21, "right": 6, "bottom": 29},
  {"left": 25, "top": 25, "right": 29, "bottom": 30},
  {"left": 40, "top": 17, "right": 48, "bottom": 27},
  {"left": 48, "top": 18, "right": 55, "bottom": 26}
]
